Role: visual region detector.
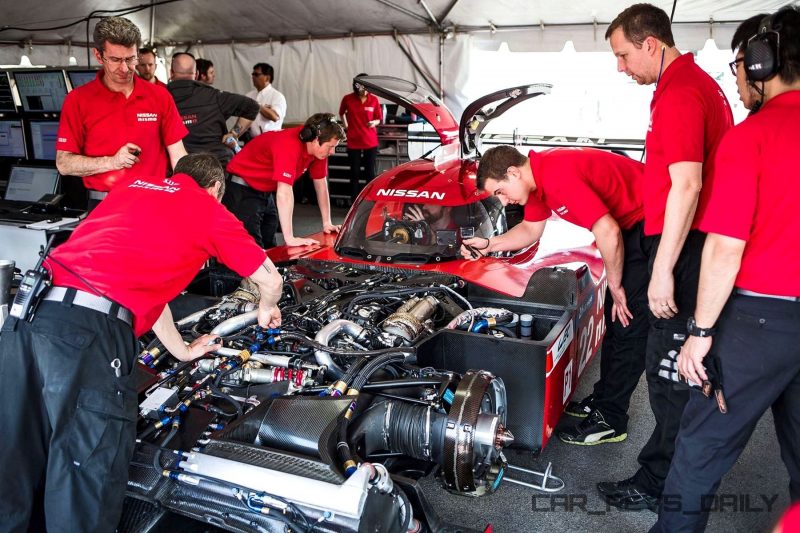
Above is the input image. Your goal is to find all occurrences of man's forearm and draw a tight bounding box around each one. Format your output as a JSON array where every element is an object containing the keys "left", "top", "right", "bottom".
[
  {"left": 260, "top": 105, "right": 279, "bottom": 121},
  {"left": 275, "top": 184, "right": 296, "bottom": 239},
  {"left": 313, "top": 179, "right": 332, "bottom": 225},
  {"left": 694, "top": 233, "right": 745, "bottom": 328},
  {"left": 56, "top": 151, "right": 115, "bottom": 177},
  {"left": 248, "top": 258, "right": 284, "bottom": 306},
  {"left": 593, "top": 217, "right": 624, "bottom": 290},
  {"left": 151, "top": 305, "right": 191, "bottom": 360},
  {"left": 489, "top": 220, "right": 546, "bottom": 252},
  {"left": 653, "top": 163, "right": 703, "bottom": 275},
  {"left": 167, "top": 141, "right": 187, "bottom": 170}
]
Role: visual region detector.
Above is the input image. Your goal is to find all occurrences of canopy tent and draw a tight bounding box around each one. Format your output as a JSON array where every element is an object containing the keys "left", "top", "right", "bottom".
[{"left": 0, "top": 0, "right": 793, "bottom": 121}]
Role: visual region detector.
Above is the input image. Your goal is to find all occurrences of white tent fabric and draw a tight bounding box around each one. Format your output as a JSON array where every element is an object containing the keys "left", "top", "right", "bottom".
[{"left": 0, "top": 1, "right": 795, "bottom": 121}]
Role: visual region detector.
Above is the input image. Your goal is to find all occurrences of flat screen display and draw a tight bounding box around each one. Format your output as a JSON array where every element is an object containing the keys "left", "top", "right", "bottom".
[
  {"left": 67, "top": 69, "right": 98, "bottom": 90},
  {"left": 28, "top": 120, "right": 59, "bottom": 161},
  {"left": 0, "top": 120, "right": 26, "bottom": 158},
  {"left": 12, "top": 70, "right": 68, "bottom": 112},
  {"left": 4, "top": 165, "right": 59, "bottom": 202},
  {"left": 0, "top": 72, "right": 16, "bottom": 112}
]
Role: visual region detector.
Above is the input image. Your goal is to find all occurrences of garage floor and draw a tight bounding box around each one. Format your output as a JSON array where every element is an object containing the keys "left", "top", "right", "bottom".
[{"left": 290, "top": 204, "right": 791, "bottom": 533}]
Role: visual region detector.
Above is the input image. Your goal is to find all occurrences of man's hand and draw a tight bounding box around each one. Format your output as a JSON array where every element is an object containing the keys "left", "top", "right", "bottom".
[
  {"left": 460, "top": 236, "right": 491, "bottom": 260},
  {"left": 257, "top": 304, "right": 282, "bottom": 329},
  {"left": 112, "top": 143, "right": 142, "bottom": 169},
  {"left": 322, "top": 222, "right": 341, "bottom": 234},
  {"left": 609, "top": 284, "right": 633, "bottom": 327},
  {"left": 182, "top": 333, "right": 223, "bottom": 362},
  {"left": 678, "top": 335, "right": 712, "bottom": 386},
  {"left": 648, "top": 270, "right": 678, "bottom": 319},
  {"left": 404, "top": 205, "right": 426, "bottom": 222},
  {"left": 284, "top": 236, "right": 319, "bottom": 247},
  {"left": 368, "top": 119, "right": 380, "bottom": 128}
]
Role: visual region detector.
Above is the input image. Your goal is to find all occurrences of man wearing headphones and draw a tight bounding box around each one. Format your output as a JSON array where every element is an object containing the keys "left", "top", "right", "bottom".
[
  {"left": 597, "top": 3, "right": 733, "bottom": 511},
  {"left": 653, "top": 7, "right": 800, "bottom": 531},
  {"left": 223, "top": 113, "right": 345, "bottom": 248}
]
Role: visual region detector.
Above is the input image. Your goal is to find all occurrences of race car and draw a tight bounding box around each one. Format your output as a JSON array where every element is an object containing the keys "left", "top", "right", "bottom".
[{"left": 122, "top": 76, "right": 607, "bottom": 533}]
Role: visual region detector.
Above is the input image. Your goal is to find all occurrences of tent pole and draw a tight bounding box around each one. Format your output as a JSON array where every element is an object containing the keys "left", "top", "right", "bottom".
[
  {"left": 393, "top": 31, "right": 440, "bottom": 97},
  {"left": 439, "top": 33, "right": 444, "bottom": 100},
  {"left": 149, "top": 0, "right": 156, "bottom": 45}
]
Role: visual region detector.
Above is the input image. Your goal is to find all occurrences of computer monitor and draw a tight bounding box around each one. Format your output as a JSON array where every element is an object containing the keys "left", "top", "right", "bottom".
[
  {"left": 0, "top": 72, "right": 16, "bottom": 112},
  {"left": 0, "top": 120, "right": 26, "bottom": 159},
  {"left": 3, "top": 165, "right": 59, "bottom": 202},
  {"left": 27, "top": 120, "right": 59, "bottom": 161},
  {"left": 67, "top": 69, "right": 98, "bottom": 90},
  {"left": 12, "top": 70, "right": 68, "bottom": 112}
]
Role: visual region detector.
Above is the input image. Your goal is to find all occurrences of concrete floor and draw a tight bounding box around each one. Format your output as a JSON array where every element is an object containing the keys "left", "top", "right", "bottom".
[{"left": 290, "top": 202, "right": 793, "bottom": 533}]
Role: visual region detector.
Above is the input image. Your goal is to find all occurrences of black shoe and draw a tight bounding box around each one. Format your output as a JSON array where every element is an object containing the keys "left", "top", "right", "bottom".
[
  {"left": 558, "top": 410, "right": 627, "bottom": 445},
  {"left": 564, "top": 394, "right": 594, "bottom": 418},
  {"left": 597, "top": 478, "right": 659, "bottom": 512}
]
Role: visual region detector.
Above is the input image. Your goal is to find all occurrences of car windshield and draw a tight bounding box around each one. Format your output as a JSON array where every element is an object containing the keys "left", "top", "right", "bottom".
[{"left": 335, "top": 196, "right": 506, "bottom": 264}]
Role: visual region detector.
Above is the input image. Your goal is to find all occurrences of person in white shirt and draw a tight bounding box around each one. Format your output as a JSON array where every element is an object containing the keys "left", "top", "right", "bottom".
[{"left": 246, "top": 63, "right": 287, "bottom": 137}]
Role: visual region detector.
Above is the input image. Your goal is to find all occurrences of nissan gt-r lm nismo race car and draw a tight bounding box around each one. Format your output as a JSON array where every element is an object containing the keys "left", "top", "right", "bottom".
[{"left": 121, "top": 76, "right": 608, "bottom": 533}]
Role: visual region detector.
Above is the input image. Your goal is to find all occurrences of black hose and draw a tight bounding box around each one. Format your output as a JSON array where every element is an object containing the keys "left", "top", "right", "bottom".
[
  {"left": 493, "top": 325, "right": 518, "bottom": 338},
  {"left": 152, "top": 426, "right": 179, "bottom": 472},
  {"left": 208, "top": 382, "right": 243, "bottom": 417}
]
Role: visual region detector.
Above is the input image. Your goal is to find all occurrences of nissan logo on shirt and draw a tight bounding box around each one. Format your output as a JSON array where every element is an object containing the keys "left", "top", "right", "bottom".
[{"left": 137, "top": 112, "right": 158, "bottom": 123}]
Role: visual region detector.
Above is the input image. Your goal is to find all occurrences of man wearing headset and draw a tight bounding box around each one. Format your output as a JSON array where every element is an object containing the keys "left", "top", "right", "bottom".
[
  {"left": 653, "top": 7, "right": 800, "bottom": 531},
  {"left": 597, "top": 3, "right": 733, "bottom": 511},
  {"left": 223, "top": 112, "right": 345, "bottom": 248}
]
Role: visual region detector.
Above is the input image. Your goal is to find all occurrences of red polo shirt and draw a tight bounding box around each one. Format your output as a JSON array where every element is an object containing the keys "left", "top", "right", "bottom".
[
  {"left": 523, "top": 148, "right": 644, "bottom": 230},
  {"left": 643, "top": 53, "right": 732, "bottom": 236},
  {"left": 699, "top": 90, "right": 800, "bottom": 296},
  {"left": 45, "top": 173, "right": 266, "bottom": 336},
  {"left": 57, "top": 71, "right": 187, "bottom": 192},
  {"left": 226, "top": 126, "right": 328, "bottom": 192},
  {"left": 339, "top": 92, "right": 382, "bottom": 150}
]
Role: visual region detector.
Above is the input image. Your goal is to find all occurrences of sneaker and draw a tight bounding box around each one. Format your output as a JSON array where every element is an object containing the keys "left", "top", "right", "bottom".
[
  {"left": 597, "top": 477, "right": 659, "bottom": 512},
  {"left": 558, "top": 409, "right": 627, "bottom": 445},
  {"left": 564, "top": 394, "right": 594, "bottom": 418}
]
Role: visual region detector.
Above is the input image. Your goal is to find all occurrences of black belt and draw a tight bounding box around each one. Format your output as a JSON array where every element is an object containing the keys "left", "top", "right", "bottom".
[
  {"left": 736, "top": 288, "right": 800, "bottom": 302},
  {"left": 43, "top": 287, "right": 133, "bottom": 326}
]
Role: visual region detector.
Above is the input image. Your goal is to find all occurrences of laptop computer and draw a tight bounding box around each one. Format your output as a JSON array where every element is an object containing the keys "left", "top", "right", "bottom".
[{"left": 0, "top": 165, "right": 60, "bottom": 217}]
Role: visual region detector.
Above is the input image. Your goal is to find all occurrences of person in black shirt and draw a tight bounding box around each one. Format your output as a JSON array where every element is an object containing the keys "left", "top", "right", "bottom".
[{"left": 168, "top": 52, "right": 259, "bottom": 165}]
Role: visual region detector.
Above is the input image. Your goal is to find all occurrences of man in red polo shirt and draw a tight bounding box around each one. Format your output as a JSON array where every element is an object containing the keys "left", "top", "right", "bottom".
[
  {"left": 464, "top": 145, "right": 649, "bottom": 445},
  {"left": 597, "top": 3, "right": 733, "bottom": 512},
  {"left": 339, "top": 75, "right": 383, "bottom": 203},
  {"left": 223, "top": 112, "right": 345, "bottom": 248},
  {"left": 56, "top": 16, "right": 187, "bottom": 209},
  {"left": 654, "top": 7, "right": 800, "bottom": 531},
  {"left": 135, "top": 47, "right": 167, "bottom": 87},
  {"left": 0, "top": 153, "right": 283, "bottom": 531}
]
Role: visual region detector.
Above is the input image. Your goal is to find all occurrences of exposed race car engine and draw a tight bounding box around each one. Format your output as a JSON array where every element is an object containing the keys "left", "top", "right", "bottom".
[{"left": 124, "top": 263, "right": 528, "bottom": 533}]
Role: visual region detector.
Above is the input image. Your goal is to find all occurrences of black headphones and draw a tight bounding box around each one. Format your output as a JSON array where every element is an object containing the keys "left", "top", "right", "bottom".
[
  {"left": 744, "top": 6, "right": 795, "bottom": 82},
  {"left": 298, "top": 115, "right": 340, "bottom": 143}
]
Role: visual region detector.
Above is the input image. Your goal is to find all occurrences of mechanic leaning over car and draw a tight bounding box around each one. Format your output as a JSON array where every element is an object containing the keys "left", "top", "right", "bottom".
[
  {"left": 596, "top": 3, "right": 733, "bottom": 512},
  {"left": 0, "top": 153, "right": 283, "bottom": 532},
  {"left": 464, "top": 145, "right": 649, "bottom": 446},
  {"left": 55, "top": 16, "right": 188, "bottom": 211},
  {"left": 223, "top": 112, "right": 346, "bottom": 248},
  {"left": 652, "top": 7, "right": 800, "bottom": 531}
]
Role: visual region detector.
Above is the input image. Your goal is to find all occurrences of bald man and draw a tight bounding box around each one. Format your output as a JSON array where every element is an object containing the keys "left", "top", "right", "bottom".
[{"left": 168, "top": 52, "right": 259, "bottom": 165}]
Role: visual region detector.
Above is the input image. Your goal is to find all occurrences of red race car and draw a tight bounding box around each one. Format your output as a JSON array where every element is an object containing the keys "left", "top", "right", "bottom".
[{"left": 126, "top": 76, "right": 608, "bottom": 533}]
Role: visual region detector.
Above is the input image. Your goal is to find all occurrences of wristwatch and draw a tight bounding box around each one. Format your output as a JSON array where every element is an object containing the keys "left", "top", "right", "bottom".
[{"left": 687, "top": 316, "right": 716, "bottom": 337}]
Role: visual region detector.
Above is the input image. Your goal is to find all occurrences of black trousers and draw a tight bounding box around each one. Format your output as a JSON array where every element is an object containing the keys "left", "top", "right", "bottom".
[
  {"left": 348, "top": 147, "right": 377, "bottom": 203},
  {"left": 0, "top": 300, "right": 138, "bottom": 532},
  {"left": 652, "top": 294, "right": 800, "bottom": 532},
  {"left": 591, "top": 221, "right": 650, "bottom": 432},
  {"left": 633, "top": 230, "right": 706, "bottom": 496},
  {"left": 221, "top": 179, "right": 277, "bottom": 248}
]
